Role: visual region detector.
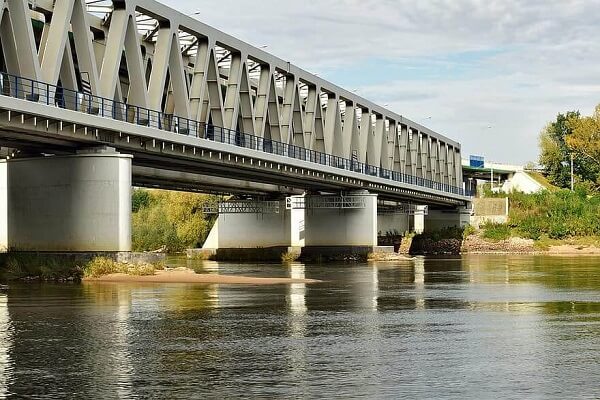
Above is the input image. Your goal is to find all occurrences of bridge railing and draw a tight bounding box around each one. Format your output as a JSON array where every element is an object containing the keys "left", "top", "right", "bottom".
[{"left": 0, "top": 72, "right": 465, "bottom": 196}]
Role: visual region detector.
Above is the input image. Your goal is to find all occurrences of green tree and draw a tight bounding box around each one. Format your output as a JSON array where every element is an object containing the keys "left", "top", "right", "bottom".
[
  {"left": 538, "top": 110, "right": 600, "bottom": 189},
  {"left": 566, "top": 105, "right": 600, "bottom": 177},
  {"left": 131, "top": 189, "right": 218, "bottom": 252},
  {"left": 539, "top": 111, "right": 579, "bottom": 188}
]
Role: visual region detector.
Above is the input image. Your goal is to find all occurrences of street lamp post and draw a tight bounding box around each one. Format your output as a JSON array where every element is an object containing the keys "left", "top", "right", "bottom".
[{"left": 571, "top": 153, "right": 574, "bottom": 192}]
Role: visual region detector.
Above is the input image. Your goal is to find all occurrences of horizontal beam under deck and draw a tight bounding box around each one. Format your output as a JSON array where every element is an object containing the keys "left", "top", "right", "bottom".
[{"left": 0, "top": 97, "right": 468, "bottom": 207}]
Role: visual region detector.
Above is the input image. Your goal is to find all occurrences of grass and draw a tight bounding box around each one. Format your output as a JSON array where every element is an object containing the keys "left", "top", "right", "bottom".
[
  {"left": 526, "top": 171, "right": 558, "bottom": 191},
  {"left": 82, "top": 257, "right": 164, "bottom": 278},
  {"left": 0, "top": 254, "right": 165, "bottom": 281},
  {"left": 533, "top": 234, "right": 600, "bottom": 250},
  {"left": 508, "top": 189, "right": 600, "bottom": 240},
  {"left": 463, "top": 224, "right": 476, "bottom": 239},
  {"left": 0, "top": 253, "right": 83, "bottom": 281},
  {"left": 481, "top": 222, "right": 512, "bottom": 241}
]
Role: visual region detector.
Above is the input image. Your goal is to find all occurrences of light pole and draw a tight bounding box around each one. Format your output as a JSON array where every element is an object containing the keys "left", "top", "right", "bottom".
[
  {"left": 482, "top": 125, "right": 493, "bottom": 190},
  {"left": 570, "top": 153, "right": 574, "bottom": 192},
  {"left": 562, "top": 152, "right": 575, "bottom": 191}
]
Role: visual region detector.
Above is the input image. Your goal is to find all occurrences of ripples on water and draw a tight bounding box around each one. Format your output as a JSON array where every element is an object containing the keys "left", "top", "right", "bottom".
[{"left": 1, "top": 255, "right": 600, "bottom": 399}]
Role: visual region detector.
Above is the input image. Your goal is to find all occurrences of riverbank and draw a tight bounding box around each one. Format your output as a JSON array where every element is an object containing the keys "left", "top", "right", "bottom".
[
  {"left": 464, "top": 232, "right": 600, "bottom": 255},
  {"left": 84, "top": 267, "right": 320, "bottom": 285},
  {"left": 398, "top": 230, "right": 600, "bottom": 256}
]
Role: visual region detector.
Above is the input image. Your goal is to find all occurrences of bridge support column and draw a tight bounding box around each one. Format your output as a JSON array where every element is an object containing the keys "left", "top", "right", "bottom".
[
  {"left": 421, "top": 206, "right": 471, "bottom": 232},
  {"left": 202, "top": 199, "right": 302, "bottom": 260},
  {"left": 301, "top": 191, "right": 377, "bottom": 259},
  {"left": 0, "top": 147, "right": 132, "bottom": 252},
  {"left": 414, "top": 206, "right": 428, "bottom": 234},
  {"left": 377, "top": 211, "right": 410, "bottom": 236}
]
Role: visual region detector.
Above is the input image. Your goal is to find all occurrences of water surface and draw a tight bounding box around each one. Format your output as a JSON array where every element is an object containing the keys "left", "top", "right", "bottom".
[{"left": 1, "top": 255, "right": 600, "bottom": 399}]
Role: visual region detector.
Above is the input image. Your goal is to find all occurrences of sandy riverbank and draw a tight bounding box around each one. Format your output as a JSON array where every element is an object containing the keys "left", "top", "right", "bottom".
[
  {"left": 545, "top": 244, "right": 600, "bottom": 255},
  {"left": 463, "top": 235, "right": 600, "bottom": 255},
  {"left": 84, "top": 267, "right": 321, "bottom": 285}
]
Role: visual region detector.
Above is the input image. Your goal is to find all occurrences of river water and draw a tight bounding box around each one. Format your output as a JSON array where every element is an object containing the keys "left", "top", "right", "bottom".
[{"left": 1, "top": 255, "right": 600, "bottom": 399}]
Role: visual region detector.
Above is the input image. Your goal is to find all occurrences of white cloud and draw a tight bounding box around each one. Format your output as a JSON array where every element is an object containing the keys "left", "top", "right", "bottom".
[{"left": 163, "top": 0, "right": 600, "bottom": 164}]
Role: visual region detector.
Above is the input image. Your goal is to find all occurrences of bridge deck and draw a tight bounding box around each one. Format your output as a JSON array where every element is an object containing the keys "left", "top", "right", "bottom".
[{"left": 0, "top": 74, "right": 468, "bottom": 206}]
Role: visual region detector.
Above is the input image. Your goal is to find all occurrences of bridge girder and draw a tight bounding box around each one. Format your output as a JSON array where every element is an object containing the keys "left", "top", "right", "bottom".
[{"left": 0, "top": 0, "right": 463, "bottom": 188}]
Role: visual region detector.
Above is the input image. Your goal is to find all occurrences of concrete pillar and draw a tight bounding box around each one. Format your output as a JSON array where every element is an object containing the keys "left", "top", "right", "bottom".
[
  {"left": 203, "top": 205, "right": 292, "bottom": 249},
  {"left": 303, "top": 191, "right": 377, "bottom": 248},
  {"left": 424, "top": 206, "right": 471, "bottom": 231},
  {"left": 414, "top": 206, "right": 427, "bottom": 234},
  {"left": 0, "top": 148, "right": 132, "bottom": 251},
  {"left": 290, "top": 196, "right": 305, "bottom": 247},
  {"left": 202, "top": 200, "right": 300, "bottom": 260},
  {"left": 377, "top": 211, "right": 410, "bottom": 236}
]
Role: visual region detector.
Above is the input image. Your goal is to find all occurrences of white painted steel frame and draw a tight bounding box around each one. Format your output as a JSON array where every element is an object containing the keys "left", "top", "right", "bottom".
[{"left": 0, "top": 0, "right": 463, "bottom": 190}]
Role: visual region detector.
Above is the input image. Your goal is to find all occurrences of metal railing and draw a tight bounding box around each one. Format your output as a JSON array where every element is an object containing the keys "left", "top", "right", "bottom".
[
  {"left": 286, "top": 195, "right": 367, "bottom": 209},
  {"left": 0, "top": 72, "right": 465, "bottom": 196}
]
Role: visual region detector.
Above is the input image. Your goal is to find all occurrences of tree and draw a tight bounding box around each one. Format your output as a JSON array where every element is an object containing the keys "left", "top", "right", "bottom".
[
  {"left": 566, "top": 105, "right": 600, "bottom": 174},
  {"left": 131, "top": 189, "right": 219, "bottom": 252},
  {"left": 538, "top": 111, "right": 580, "bottom": 188}
]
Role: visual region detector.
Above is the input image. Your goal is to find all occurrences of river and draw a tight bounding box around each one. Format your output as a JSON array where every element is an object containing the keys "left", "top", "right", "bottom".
[{"left": 1, "top": 255, "right": 600, "bottom": 399}]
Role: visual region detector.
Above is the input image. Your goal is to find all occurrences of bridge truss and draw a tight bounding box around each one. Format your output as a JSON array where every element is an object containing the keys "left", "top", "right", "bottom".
[{"left": 0, "top": 0, "right": 465, "bottom": 201}]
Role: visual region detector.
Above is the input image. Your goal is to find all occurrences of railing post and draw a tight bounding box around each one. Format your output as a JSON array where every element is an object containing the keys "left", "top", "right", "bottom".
[{"left": 46, "top": 83, "right": 50, "bottom": 105}]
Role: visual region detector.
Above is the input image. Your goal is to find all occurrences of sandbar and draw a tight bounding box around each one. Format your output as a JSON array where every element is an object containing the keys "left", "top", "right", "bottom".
[{"left": 84, "top": 268, "right": 320, "bottom": 285}]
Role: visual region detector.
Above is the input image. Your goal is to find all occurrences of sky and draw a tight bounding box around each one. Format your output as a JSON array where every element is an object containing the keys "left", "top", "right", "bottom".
[{"left": 164, "top": 0, "right": 600, "bottom": 164}]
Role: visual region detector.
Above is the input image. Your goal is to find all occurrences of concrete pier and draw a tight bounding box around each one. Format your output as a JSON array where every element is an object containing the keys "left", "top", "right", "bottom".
[
  {"left": 303, "top": 192, "right": 377, "bottom": 247},
  {"left": 377, "top": 211, "right": 410, "bottom": 236},
  {"left": 299, "top": 191, "right": 378, "bottom": 259},
  {"left": 201, "top": 199, "right": 304, "bottom": 260},
  {"left": 424, "top": 206, "right": 471, "bottom": 231},
  {"left": 0, "top": 148, "right": 132, "bottom": 252},
  {"left": 203, "top": 201, "right": 292, "bottom": 249}
]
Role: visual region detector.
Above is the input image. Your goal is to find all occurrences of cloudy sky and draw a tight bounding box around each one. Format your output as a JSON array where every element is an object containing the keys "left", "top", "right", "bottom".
[{"left": 164, "top": 0, "right": 600, "bottom": 164}]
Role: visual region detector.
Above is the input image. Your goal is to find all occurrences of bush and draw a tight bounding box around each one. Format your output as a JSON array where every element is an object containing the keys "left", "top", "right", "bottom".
[
  {"left": 83, "top": 257, "right": 122, "bottom": 278},
  {"left": 481, "top": 222, "right": 511, "bottom": 241},
  {"left": 508, "top": 189, "right": 600, "bottom": 239},
  {"left": 131, "top": 189, "right": 218, "bottom": 253},
  {"left": 418, "top": 226, "right": 465, "bottom": 241},
  {"left": 83, "top": 257, "right": 163, "bottom": 278},
  {"left": 1, "top": 254, "right": 82, "bottom": 281},
  {"left": 132, "top": 189, "right": 152, "bottom": 212},
  {"left": 463, "top": 224, "right": 476, "bottom": 239}
]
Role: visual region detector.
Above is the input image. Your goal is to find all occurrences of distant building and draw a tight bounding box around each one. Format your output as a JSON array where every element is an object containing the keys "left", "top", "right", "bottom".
[{"left": 462, "top": 158, "right": 549, "bottom": 195}]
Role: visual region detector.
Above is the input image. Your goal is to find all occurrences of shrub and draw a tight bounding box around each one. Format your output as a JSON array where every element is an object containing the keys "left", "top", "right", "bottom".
[
  {"left": 508, "top": 189, "right": 600, "bottom": 239},
  {"left": 418, "top": 226, "right": 465, "bottom": 241},
  {"left": 1, "top": 253, "right": 82, "bottom": 281},
  {"left": 132, "top": 188, "right": 152, "bottom": 212},
  {"left": 83, "top": 257, "right": 123, "bottom": 278},
  {"left": 83, "top": 257, "right": 164, "bottom": 278},
  {"left": 481, "top": 222, "right": 511, "bottom": 241},
  {"left": 131, "top": 189, "right": 218, "bottom": 253},
  {"left": 463, "top": 224, "right": 476, "bottom": 239}
]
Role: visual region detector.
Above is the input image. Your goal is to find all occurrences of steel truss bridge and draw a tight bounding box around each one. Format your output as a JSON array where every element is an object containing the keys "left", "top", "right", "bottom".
[{"left": 0, "top": 0, "right": 468, "bottom": 207}]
